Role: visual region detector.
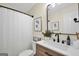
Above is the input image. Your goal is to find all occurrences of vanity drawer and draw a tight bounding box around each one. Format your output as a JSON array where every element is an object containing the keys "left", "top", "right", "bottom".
[{"left": 36, "top": 44, "right": 64, "bottom": 56}]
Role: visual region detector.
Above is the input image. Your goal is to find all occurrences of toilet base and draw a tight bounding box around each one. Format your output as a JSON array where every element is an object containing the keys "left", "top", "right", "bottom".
[{"left": 19, "top": 49, "right": 35, "bottom": 56}]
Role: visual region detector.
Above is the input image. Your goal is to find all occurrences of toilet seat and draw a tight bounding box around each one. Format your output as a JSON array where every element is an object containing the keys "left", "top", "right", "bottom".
[
  {"left": 19, "top": 50, "right": 34, "bottom": 56},
  {"left": 19, "top": 41, "right": 37, "bottom": 56}
]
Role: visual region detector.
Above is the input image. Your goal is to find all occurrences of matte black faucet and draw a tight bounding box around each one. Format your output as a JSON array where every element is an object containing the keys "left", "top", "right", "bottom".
[{"left": 55, "top": 33, "right": 60, "bottom": 43}]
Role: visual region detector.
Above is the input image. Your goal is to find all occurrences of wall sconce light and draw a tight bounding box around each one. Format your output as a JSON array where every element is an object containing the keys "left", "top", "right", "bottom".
[{"left": 73, "top": 18, "right": 79, "bottom": 23}]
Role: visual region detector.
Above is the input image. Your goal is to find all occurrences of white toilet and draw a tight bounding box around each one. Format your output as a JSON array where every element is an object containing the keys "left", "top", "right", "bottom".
[{"left": 19, "top": 41, "right": 36, "bottom": 56}]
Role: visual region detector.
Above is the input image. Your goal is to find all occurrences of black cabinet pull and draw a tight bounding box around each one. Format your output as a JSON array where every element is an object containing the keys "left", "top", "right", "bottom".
[{"left": 44, "top": 52, "right": 52, "bottom": 56}]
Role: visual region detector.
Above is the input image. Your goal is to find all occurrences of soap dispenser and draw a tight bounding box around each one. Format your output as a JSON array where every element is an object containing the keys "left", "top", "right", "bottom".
[{"left": 67, "top": 35, "right": 71, "bottom": 45}]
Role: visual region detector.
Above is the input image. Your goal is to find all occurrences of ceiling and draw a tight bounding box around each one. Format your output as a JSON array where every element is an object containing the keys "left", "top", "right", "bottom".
[{"left": 0, "top": 3, "right": 36, "bottom": 13}]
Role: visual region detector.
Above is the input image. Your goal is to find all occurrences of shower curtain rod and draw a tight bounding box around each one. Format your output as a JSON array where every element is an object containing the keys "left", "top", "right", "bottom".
[{"left": 0, "top": 5, "right": 34, "bottom": 18}]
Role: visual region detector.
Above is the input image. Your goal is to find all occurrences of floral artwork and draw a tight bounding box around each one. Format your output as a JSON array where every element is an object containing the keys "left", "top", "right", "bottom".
[{"left": 34, "top": 17, "right": 42, "bottom": 31}]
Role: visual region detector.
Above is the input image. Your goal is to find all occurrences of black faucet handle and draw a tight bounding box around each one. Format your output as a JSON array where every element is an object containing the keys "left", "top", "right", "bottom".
[
  {"left": 53, "top": 39, "right": 56, "bottom": 42},
  {"left": 62, "top": 40, "right": 65, "bottom": 44}
]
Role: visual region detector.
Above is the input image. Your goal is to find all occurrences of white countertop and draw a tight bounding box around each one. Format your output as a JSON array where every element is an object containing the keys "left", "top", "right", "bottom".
[{"left": 36, "top": 40, "right": 79, "bottom": 56}]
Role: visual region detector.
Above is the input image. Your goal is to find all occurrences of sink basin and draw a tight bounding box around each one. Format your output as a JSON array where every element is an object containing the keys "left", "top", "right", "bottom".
[
  {"left": 37, "top": 40, "right": 79, "bottom": 56},
  {"left": 43, "top": 39, "right": 69, "bottom": 51}
]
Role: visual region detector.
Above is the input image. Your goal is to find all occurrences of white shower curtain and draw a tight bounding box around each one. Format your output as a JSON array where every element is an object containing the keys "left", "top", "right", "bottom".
[{"left": 0, "top": 7, "right": 33, "bottom": 56}]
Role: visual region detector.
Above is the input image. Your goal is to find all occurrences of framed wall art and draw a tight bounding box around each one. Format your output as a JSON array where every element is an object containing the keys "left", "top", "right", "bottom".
[
  {"left": 34, "top": 17, "right": 42, "bottom": 32},
  {"left": 51, "top": 21, "right": 59, "bottom": 31}
]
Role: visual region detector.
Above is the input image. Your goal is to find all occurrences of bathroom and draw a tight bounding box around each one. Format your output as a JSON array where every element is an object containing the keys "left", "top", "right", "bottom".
[{"left": 0, "top": 3, "right": 79, "bottom": 56}]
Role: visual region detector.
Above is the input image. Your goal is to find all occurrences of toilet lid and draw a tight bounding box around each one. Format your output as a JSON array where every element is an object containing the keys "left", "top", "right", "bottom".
[{"left": 19, "top": 50, "right": 34, "bottom": 56}]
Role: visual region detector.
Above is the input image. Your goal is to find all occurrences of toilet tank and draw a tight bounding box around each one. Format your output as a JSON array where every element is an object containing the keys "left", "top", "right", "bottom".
[
  {"left": 32, "top": 41, "right": 36, "bottom": 54},
  {"left": 32, "top": 37, "right": 41, "bottom": 54}
]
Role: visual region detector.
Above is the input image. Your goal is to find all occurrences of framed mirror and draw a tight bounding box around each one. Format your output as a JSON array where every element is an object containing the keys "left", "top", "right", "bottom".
[{"left": 48, "top": 3, "right": 79, "bottom": 34}]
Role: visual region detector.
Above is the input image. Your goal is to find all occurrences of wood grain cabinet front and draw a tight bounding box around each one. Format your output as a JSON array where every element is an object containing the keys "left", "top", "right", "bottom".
[{"left": 36, "top": 44, "right": 65, "bottom": 56}]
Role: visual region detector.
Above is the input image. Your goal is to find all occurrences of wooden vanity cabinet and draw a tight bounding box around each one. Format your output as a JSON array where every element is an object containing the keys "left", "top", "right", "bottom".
[{"left": 36, "top": 44, "right": 65, "bottom": 56}]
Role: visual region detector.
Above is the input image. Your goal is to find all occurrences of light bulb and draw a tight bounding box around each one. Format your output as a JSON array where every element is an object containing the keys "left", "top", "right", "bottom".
[{"left": 51, "top": 3, "right": 56, "bottom": 8}]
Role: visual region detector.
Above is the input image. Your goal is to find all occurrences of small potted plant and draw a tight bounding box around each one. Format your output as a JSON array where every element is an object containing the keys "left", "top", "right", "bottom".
[{"left": 42, "top": 30, "right": 52, "bottom": 40}]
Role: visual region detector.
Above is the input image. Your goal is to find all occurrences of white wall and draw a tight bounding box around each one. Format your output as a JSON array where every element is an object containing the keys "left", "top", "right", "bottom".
[
  {"left": 63, "top": 9, "right": 78, "bottom": 34},
  {"left": 27, "top": 3, "right": 47, "bottom": 38},
  {"left": 0, "top": 7, "right": 33, "bottom": 56}
]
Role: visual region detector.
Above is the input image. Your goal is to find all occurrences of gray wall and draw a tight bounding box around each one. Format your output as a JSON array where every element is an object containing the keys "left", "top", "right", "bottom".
[{"left": 0, "top": 7, "right": 33, "bottom": 56}]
